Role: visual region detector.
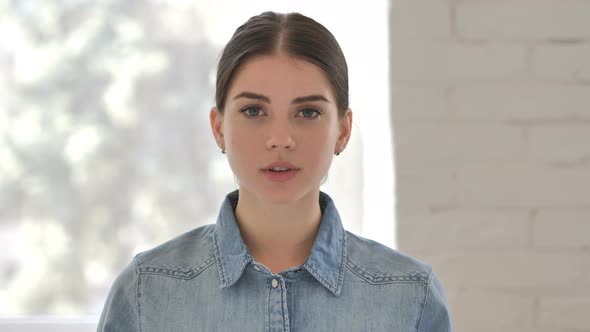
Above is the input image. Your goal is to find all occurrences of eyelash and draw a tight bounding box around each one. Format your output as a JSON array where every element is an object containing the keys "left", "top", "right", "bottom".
[
  {"left": 240, "top": 106, "right": 265, "bottom": 118},
  {"left": 297, "top": 108, "right": 322, "bottom": 119},
  {"left": 239, "top": 106, "right": 322, "bottom": 119}
]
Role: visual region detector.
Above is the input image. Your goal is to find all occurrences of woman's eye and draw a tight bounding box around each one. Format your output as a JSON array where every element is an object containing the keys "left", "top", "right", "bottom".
[
  {"left": 298, "top": 108, "right": 320, "bottom": 119},
  {"left": 240, "top": 106, "right": 264, "bottom": 117}
]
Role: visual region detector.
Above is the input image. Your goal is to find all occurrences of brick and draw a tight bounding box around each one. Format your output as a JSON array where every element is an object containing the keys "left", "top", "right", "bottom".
[
  {"left": 538, "top": 297, "right": 590, "bottom": 329},
  {"left": 396, "top": 167, "right": 456, "bottom": 208},
  {"left": 527, "top": 126, "right": 590, "bottom": 166},
  {"left": 397, "top": 209, "right": 529, "bottom": 252},
  {"left": 390, "top": 0, "right": 452, "bottom": 39},
  {"left": 394, "top": 123, "right": 525, "bottom": 166},
  {"left": 391, "top": 86, "right": 452, "bottom": 123},
  {"left": 456, "top": 0, "right": 590, "bottom": 41},
  {"left": 533, "top": 210, "right": 590, "bottom": 249},
  {"left": 448, "top": 289, "right": 534, "bottom": 329},
  {"left": 455, "top": 165, "right": 590, "bottom": 206},
  {"left": 533, "top": 44, "right": 590, "bottom": 81},
  {"left": 418, "top": 252, "right": 590, "bottom": 290},
  {"left": 451, "top": 84, "right": 590, "bottom": 122},
  {"left": 390, "top": 41, "right": 527, "bottom": 82}
]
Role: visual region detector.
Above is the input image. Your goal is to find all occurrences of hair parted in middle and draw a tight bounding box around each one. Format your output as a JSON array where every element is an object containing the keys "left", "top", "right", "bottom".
[{"left": 215, "top": 11, "right": 349, "bottom": 117}]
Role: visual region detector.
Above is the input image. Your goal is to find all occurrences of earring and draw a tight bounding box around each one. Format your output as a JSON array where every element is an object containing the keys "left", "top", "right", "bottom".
[{"left": 221, "top": 148, "right": 226, "bottom": 154}]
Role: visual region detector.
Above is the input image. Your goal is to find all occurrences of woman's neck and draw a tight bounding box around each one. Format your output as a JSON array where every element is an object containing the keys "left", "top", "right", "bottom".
[{"left": 234, "top": 189, "right": 322, "bottom": 274}]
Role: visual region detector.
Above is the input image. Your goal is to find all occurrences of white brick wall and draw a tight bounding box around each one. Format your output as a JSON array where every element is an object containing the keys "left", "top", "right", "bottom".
[
  {"left": 390, "top": 0, "right": 452, "bottom": 39},
  {"left": 456, "top": 0, "right": 590, "bottom": 41},
  {"left": 533, "top": 210, "right": 590, "bottom": 249},
  {"left": 450, "top": 290, "right": 534, "bottom": 330},
  {"left": 451, "top": 84, "right": 590, "bottom": 121},
  {"left": 397, "top": 209, "right": 530, "bottom": 252},
  {"left": 390, "top": 1, "right": 590, "bottom": 331},
  {"left": 391, "top": 41, "right": 528, "bottom": 82},
  {"left": 533, "top": 44, "right": 590, "bottom": 81},
  {"left": 538, "top": 297, "right": 590, "bottom": 329},
  {"left": 395, "top": 123, "right": 525, "bottom": 165}
]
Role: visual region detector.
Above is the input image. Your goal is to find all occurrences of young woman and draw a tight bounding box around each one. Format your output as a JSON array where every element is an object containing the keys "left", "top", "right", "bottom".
[{"left": 99, "top": 11, "right": 453, "bottom": 331}]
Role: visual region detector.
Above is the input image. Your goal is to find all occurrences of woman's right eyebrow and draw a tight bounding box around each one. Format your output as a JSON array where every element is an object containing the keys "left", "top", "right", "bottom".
[{"left": 232, "top": 91, "right": 270, "bottom": 103}]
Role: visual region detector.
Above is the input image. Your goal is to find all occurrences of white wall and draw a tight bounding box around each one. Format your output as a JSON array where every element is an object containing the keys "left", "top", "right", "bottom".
[{"left": 390, "top": 1, "right": 590, "bottom": 331}]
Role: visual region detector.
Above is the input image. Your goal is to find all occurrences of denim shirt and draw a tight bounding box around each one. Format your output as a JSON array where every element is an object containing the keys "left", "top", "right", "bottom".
[{"left": 98, "top": 190, "right": 453, "bottom": 331}]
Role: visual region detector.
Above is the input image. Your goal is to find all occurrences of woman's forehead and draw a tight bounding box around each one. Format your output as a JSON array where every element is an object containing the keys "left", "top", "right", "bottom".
[{"left": 227, "top": 54, "right": 337, "bottom": 103}]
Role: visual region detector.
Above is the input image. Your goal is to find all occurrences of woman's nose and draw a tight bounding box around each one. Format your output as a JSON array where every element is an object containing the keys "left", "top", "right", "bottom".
[{"left": 265, "top": 119, "right": 296, "bottom": 151}]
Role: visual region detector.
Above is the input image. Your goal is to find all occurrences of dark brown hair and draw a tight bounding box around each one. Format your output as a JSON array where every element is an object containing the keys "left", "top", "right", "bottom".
[{"left": 215, "top": 11, "right": 349, "bottom": 117}]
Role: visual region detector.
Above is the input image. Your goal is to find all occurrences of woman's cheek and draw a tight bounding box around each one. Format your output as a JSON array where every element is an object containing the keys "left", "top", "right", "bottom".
[{"left": 228, "top": 127, "right": 259, "bottom": 163}]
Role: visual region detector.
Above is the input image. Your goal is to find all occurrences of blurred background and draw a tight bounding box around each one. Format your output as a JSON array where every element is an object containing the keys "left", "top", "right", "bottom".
[
  {"left": 1, "top": 0, "right": 590, "bottom": 331},
  {"left": 0, "top": 0, "right": 392, "bottom": 330},
  {"left": 390, "top": 1, "right": 590, "bottom": 332}
]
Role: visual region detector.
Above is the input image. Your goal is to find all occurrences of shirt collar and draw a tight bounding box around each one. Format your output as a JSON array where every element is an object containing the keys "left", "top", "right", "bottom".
[{"left": 213, "top": 190, "right": 347, "bottom": 296}]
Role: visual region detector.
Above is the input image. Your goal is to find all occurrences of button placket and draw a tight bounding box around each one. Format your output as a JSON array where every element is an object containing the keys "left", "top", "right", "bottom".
[{"left": 267, "top": 276, "right": 290, "bottom": 331}]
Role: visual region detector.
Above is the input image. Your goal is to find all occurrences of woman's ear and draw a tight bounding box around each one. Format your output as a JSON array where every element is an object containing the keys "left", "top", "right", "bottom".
[
  {"left": 209, "top": 107, "right": 225, "bottom": 149},
  {"left": 336, "top": 108, "right": 353, "bottom": 152}
]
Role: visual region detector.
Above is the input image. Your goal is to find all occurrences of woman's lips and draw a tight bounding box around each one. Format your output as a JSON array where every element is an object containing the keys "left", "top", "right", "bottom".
[
  {"left": 260, "top": 161, "right": 300, "bottom": 182},
  {"left": 263, "top": 161, "right": 299, "bottom": 170}
]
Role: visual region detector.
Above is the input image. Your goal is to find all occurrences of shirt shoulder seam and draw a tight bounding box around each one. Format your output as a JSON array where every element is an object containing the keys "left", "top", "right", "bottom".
[
  {"left": 136, "top": 255, "right": 216, "bottom": 280},
  {"left": 345, "top": 259, "right": 429, "bottom": 285},
  {"left": 132, "top": 257, "right": 142, "bottom": 332},
  {"left": 416, "top": 270, "right": 434, "bottom": 332}
]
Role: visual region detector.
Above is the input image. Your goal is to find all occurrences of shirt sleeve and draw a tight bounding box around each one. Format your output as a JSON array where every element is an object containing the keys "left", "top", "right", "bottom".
[
  {"left": 417, "top": 271, "right": 453, "bottom": 332},
  {"left": 97, "top": 259, "right": 140, "bottom": 332}
]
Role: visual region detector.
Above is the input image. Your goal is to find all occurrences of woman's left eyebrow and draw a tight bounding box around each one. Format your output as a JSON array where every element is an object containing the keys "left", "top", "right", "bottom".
[{"left": 291, "top": 95, "right": 330, "bottom": 104}]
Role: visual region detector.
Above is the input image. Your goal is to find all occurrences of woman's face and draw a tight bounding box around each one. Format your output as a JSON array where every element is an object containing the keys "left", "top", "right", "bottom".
[{"left": 210, "top": 53, "right": 352, "bottom": 204}]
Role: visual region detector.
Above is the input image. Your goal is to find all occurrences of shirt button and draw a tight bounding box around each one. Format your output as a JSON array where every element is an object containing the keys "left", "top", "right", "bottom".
[{"left": 271, "top": 279, "right": 279, "bottom": 288}]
